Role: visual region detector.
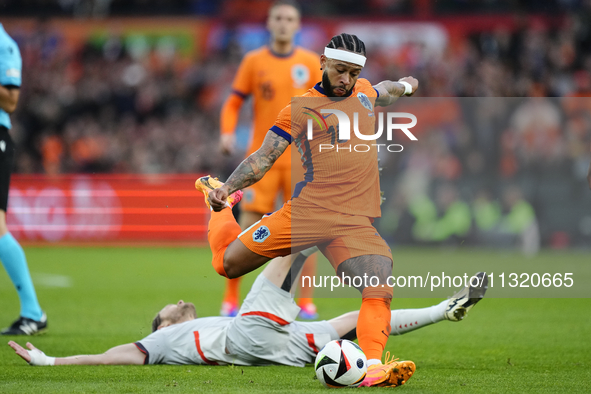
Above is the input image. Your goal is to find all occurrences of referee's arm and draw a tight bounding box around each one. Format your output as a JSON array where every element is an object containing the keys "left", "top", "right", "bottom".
[{"left": 0, "top": 85, "right": 19, "bottom": 113}]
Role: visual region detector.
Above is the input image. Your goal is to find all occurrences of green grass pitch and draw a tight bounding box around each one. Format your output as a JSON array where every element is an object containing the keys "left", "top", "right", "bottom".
[{"left": 1, "top": 247, "right": 590, "bottom": 393}]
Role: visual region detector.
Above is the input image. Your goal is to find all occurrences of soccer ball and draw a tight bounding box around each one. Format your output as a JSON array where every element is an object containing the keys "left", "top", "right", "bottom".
[{"left": 315, "top": 339, "right": 367, "bottom": 388}]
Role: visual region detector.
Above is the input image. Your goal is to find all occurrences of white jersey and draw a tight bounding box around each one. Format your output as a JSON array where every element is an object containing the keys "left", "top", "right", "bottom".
[
  {"left": 136, "top": 317, "right": 241, "bottom": 366},
  {"left": 136, "top": 275, "right": 339, "bottom": 366}
]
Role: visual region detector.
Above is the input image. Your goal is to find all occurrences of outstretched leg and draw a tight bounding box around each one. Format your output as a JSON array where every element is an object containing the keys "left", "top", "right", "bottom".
[
  {"left": 327, "top": 271, "right": 488, "bottom": 340},
  {"left": 279, "top": 247, "right": 318, "bottom": 293},
  {"left": 337, "top": 255, "right": 393, "bottom": 365},
  {"left": 334, "top": 254, "right": 414, "bottom": 388},
  {"left": 197, "top": 176, "right": 269, "bottom": 278},
  {"left": 208, "top": 210, "right": 269, "bottom": 279}
]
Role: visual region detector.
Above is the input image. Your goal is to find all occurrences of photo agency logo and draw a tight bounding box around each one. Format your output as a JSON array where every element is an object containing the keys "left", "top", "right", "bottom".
[{"left": 303, "top": 95, "right": 417, "bottom": 153}]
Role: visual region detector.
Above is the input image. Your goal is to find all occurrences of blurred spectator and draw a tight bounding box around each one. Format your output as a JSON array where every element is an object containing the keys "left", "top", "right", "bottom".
[
  {"left": 508, "top": 98, "right": 564, "bottom": 166},
  {"left": 409, "top": 183, "right": 471, "bottom": 244},
  {"left": 472, "top": 189, "right": 501, "bottom": 233},
  {"left": 498, "top": 185, "right": 540, "bottom": 255},
  {"left": 469, "top": 184, "right": 539, "bottom": 254},
  {"left": 39, "top": 131, "right": 64, "bottom": 175}
]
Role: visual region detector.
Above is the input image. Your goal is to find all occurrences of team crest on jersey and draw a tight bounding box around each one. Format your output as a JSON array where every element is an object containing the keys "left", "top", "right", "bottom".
[
  {"left": 357, "top": 92, "right": 373, "bottom": 112},
  {"left": 291, "top": 64, "right": 309, "bottom": 88},
  {"left": 253, "top": 225, "right": 271, "bottom": 243}
]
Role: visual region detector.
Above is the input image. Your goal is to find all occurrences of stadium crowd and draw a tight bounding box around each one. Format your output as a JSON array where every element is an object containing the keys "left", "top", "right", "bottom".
[
  {"left": 0, "top": 0, "right": 584, "bottom": 17},
  {"left": 3, "top": 2, "right": 591, "bottom": 246},
  {"left": 7, "top": 7, "right": 591, "bottom": 175}
]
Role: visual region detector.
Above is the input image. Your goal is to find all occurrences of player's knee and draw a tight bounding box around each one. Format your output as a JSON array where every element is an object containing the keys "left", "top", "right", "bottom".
[
  {"left": 338, "top": 255, "right": 393, "bottom": 287},
  {"left": 222, "top": 254, "right": 241, "bottom": 279}
]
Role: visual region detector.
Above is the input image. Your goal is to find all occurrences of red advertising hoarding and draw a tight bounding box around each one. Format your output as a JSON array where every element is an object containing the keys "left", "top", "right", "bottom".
[{"left": 7, "top": 174, "right": 208, "bottom": 244}]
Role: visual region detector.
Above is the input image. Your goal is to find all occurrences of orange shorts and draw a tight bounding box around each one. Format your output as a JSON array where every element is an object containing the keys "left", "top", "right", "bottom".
[
  {"left": 240, "top": 165, "right": 291, "bottom": 214},
  {"left": 238, "top": 199, "right": 392, "bottom": 269},
  {"left": 240, "top": 160, "right": 306, "bottom": 215}
]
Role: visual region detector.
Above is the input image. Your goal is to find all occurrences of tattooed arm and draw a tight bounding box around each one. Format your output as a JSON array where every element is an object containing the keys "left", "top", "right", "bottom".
[
  {"left": 374, "top": 76, "right": 418, "bottom": 107},
  {"left": 225, "top": 131, "right": 290, "bottom": 193},
  {"left": 208, "top": 131, "right": 290, "bottom": 211}
]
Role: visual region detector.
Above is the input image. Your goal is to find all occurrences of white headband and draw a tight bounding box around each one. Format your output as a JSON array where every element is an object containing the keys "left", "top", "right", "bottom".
[{"left": 324, "top": 47, "right": 366, "bottom": 67}]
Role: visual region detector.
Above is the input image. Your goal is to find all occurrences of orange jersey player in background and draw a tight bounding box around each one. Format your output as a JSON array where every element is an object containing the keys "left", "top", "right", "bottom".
[
  {"left": 219, "top": 0, "right": 322, "bottom": 318},
  {"left": 198, "top": 32, "right": 420, "bottom": 387}
]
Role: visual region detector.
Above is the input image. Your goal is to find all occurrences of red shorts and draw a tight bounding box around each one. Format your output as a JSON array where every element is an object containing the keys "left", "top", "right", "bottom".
[{"left": 238, "top": 199, "right": 392, "bottom": 269}]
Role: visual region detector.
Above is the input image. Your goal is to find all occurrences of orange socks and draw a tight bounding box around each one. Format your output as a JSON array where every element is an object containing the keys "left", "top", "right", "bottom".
[
  {"left": 357, "top": 287, "right": 393, "bottom": 362},
  {"left": 208, "top": 209, "right": 242, "bottom": 278},
  {"left": 223, "top": 277, "right": 241, "bottom": 305}
]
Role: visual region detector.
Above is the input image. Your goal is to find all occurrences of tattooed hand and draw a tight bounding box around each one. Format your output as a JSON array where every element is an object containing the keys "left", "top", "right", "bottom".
[{"left": 208, "top": 187, "right": 230, "bottom": 212}]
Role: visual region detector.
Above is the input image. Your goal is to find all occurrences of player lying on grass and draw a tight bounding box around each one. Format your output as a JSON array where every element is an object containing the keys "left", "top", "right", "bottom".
[{"left": 8, "top": 254, "right": 487, "bottom": 370}]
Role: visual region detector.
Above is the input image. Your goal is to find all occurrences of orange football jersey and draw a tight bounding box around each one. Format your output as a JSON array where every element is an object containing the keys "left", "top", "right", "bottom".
[
  {"left": 222, "top": 46, "right": 322, "bottom": 168},
  {"left": 271, "top": 78, "right": 382, "bottom": 218}
]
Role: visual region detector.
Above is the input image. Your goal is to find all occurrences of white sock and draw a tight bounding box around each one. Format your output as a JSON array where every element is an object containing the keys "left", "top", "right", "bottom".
[
  {"left": 367, "top": 358, "right": 381, "bottom": 367},
  {"left": 390, "top": 299, "right": 448, "bottom": 335}
]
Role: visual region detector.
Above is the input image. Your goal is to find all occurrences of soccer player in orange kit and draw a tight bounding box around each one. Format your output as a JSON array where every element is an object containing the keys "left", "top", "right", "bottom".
[
  {"left": 198, "top": 33, "right": 420, "bottom": 387},
  {"left": 219, "top": 0, "right": 321, "bottom": 318}
]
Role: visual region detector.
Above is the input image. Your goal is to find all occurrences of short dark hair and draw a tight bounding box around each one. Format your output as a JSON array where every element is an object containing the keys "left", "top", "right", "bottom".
[
  {"left": 326, "top": 33, "right": 366, "bottom": 57},
  {"left": 151, "top": 313, "right": 162, "bottom": 333},
  {"left": 269, "top": 0, "right": 302, "bottom": 16}
]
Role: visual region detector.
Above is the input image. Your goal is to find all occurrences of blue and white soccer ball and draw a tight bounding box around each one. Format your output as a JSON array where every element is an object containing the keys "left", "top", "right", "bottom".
[{"left": 315, "top": 339, "right": 367, "bottom": 388}]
